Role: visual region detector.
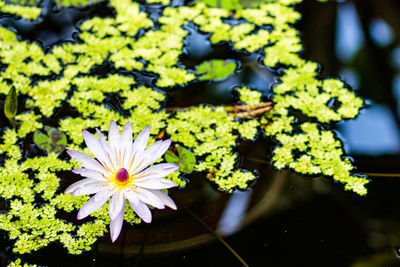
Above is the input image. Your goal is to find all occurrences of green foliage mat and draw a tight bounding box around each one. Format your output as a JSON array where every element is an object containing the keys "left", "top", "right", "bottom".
[{"left": 0, "top": 0, "right": 367, "bottom": 257}]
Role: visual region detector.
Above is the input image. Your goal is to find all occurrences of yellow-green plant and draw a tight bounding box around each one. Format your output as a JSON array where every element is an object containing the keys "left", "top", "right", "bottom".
[{"left": 0, "top": 0, "right": 366, "bottom": 258}]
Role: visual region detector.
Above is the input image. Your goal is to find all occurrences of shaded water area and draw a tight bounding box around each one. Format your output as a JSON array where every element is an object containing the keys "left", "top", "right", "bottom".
[{"left": 1, "top": 0, "right": 400, "bottom": 266}]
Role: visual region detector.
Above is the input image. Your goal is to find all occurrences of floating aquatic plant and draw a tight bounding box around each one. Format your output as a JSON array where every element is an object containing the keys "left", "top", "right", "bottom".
[
  {"left": 195, "top": 59, "right": 237, "bottom": 81},
  {"left": 0, "top": 0, "right": 367, "bottom": 257},
  {"left": 165, "top": 146, "right": 196, "bottom": 174},
  {"left": 0, "top": 0, "right": 41, "bottom": 19},
  {"left": 7, "top": 258, "right": 37, "bottom": 267},
  {"left": 33, "top": 126, "right": 67, "bottom": 154}
]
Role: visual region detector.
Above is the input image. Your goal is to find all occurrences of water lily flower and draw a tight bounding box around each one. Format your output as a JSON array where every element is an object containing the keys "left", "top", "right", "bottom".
[{"left": 65, "top": 121, "right": 179, "bottom": 242}]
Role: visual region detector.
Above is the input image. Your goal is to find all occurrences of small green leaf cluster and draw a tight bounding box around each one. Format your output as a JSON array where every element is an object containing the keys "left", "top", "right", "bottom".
[
  {"left": 0, "top": 0, "right": 41, "bottom": 19},
  {"left": 260, "top": 64, "right": 366, "bottom": 195},
  {"left": 7, "top": 258, "right": 37, "bottom": 267},
  {"left": 197, "top": 0, "right": 302, "bottom": 10},
  {"left": 54, "top": 0, "right": 102, "bottom": 7},
  {"left": 146, "top": 0, "right": 171, "bottom": 4},
  {"left": 167, "top": 105, "right": 258, "bottom": 192},
  {"left": 237, "top": 86, "right": 263, "bottom": 106},
  {"left": 189, "top": 0, "right": 367, "bottom": 194}
]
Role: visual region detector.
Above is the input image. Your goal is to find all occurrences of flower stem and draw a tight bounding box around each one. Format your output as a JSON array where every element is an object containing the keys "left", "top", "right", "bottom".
[
  {"left": 178, "top": 201, "right": 250, "bottom": 267},
  {"left": 134, "top": 227, "right": 148, "bottom": 267},
  {"left": 245, "top": 157, "right": 270, "bottom": 164},
  {"left": 246, "top": 157, "right": 400, "bottom": 179},
  {"left": 165, "top": 101, "right": 274, "bottom": 119}
]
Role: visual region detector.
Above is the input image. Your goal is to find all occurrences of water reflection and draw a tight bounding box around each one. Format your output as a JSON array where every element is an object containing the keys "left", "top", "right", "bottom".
[
  {"left": 185, "top": 26, "right": 213, "bottom": 60},
  {"left": 339, "top": 67, "right": 360, "bottom": 89},
  {"left": 392, "top": 46, "right": 400, "bottom": 69},
  {"left": 335, "top": 1, "right": 364, "bottom": 62},
  {"left": 369, "top": 18, "right": 394, "bottom": 47},
  {"left": 217, "top": 189, "right": 253, "bottom": 235},
  {"left": 392, "top": 74, "right": 400, "bottom": 120},
  {"left": 334, "top": 0, "right": 400, "bottom": 158}
]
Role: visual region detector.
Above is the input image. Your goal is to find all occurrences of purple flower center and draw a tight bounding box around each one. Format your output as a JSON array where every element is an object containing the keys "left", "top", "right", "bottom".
[{"left": 116, "top": 168, "right": 129, "bottom": 183}]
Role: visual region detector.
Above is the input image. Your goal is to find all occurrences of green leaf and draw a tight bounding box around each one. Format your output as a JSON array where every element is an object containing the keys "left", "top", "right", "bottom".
[
  {"left": 33, "top": 131, "right": 51, "bottom": 151},
  {"left": 202, "top": 0, "right": 218, "bottom": 6},
  {"left": 220, "top": 0, "right": 242, "bottom": 10},
  {"left": 33, "top": 126, "right": 67, "bottom": 154},
  {"left": 4, "top": 86, "right": 18, "bottom": 123},
  {"left": 177, "top": 146, "right": 196, "bottom": 173},
  {"left": 195, "top": 59, "right": 237, "bottom": 81},
  {"left": 165, "top": 150, "right": 180, "bottom": 164},
  {"left": 165, "top": 146, "right": 196, "bottom": 173}
]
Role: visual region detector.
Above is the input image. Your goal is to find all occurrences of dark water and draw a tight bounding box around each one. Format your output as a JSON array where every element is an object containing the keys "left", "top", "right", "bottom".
[{"left": 2, "top": 0, "right": 400, "bottom": 266}]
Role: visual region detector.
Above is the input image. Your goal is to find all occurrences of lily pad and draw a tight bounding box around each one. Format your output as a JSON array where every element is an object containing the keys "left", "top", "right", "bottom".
[
  {"left": 195, "top": 59, "right": 237, "bottom": 81},
  {"left": 33, "top": 126, "right": 67, "bottom": 154},
  {"left": 4, "top": 86, "right": 18, "bottom": 123},
  {"left": 165, "top": 146, "right": 196, "bottom": 173}
]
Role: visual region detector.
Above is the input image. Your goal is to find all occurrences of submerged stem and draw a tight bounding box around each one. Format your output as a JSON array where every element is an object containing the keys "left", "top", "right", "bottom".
[
  {"left": 246, "top": 157, "right": 270, "bottom": 164},
  {"left": 224, "top": 102, "right": 273, "bottom": 112},
  {"left": 178, "top": 201, "right": 250, "bottom": 267},
  {"left": 165, "top": 101, "right": 274, "bottom": 119},
  {"left": 134, "top": 227, "right": 148, "bottom": 267},
  {"left": 245, "top": 157, "right": 400, "bottom": 180},
  {"left": 228, "top": 104, "right": 274, "bottom": 119},
  {"left": 359, "top": 172, "right": 400, "bottom": 177}
]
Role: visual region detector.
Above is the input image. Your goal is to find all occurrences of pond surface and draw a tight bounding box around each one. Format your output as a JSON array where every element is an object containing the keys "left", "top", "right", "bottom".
[{"left": 1, "top": 0, "right": 400, "bottom": 266}]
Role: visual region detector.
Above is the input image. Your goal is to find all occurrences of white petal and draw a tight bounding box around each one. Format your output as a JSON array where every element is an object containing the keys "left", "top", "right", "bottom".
[
  {"left": 142, "top": 140, "right": 163, "bottom": 156},
  {"left": 128, "top": 199, "right": 152, "bottom": 223},
  {"left": 143, "top": 140, "right": 170, "bottom": 161},
  {"left": 96, "top": 128, "right": 118, "bottom": 172},
  {"left": 110, "top": 202, "right": 125, "bottom": 243},
  {"left": 64, "top": 178, "right": 93, "bottom": 194},
  {"left": 147, "top": 189, "right": 177, "bottom": 210},
  {"left": 77, "top": 189, "right": 113, "bottom": 220},
  {"left": 121, "top": 122, "right": 133, "bottom": 168},
  {"left": 108, "top": 120, "right": 121, "bottom": 152},
  {"left": 140, "top": 163, "right": 179, "bottom": 178},
  {"left": 82, "top": 130, "right": 109, "bottom": 166},
  {"left": 150, "top": 139, "right": 171, "bottom": 160},
  {"left": 72, "top": 168, "right": 105, "bottom": 181},
  {"left": 130, "top": 125, "right": 150, "bottom": 160},
  {"left": 124, "top": 189, "right": 139, "bottom": 204},
  {"left": 96, "top": 128, "right": 109, "bottom": 150},
  {"left": 132, "top": 140, "right": 171, "bottom": 175},
  {"left": 67, "top": 150, "right": 106, "bottom": 175},
  {"left": 134, "top": 187, "right": 164, "bottom": 209},
  {"left": 133, "top": 178, "right": 176, "bottom": 189},
  {"left": 109, "top": 191, "right": 125, "bottom": 220},
  {"left": 71, "top": 182, "right": 108, "bottom": 196}
]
